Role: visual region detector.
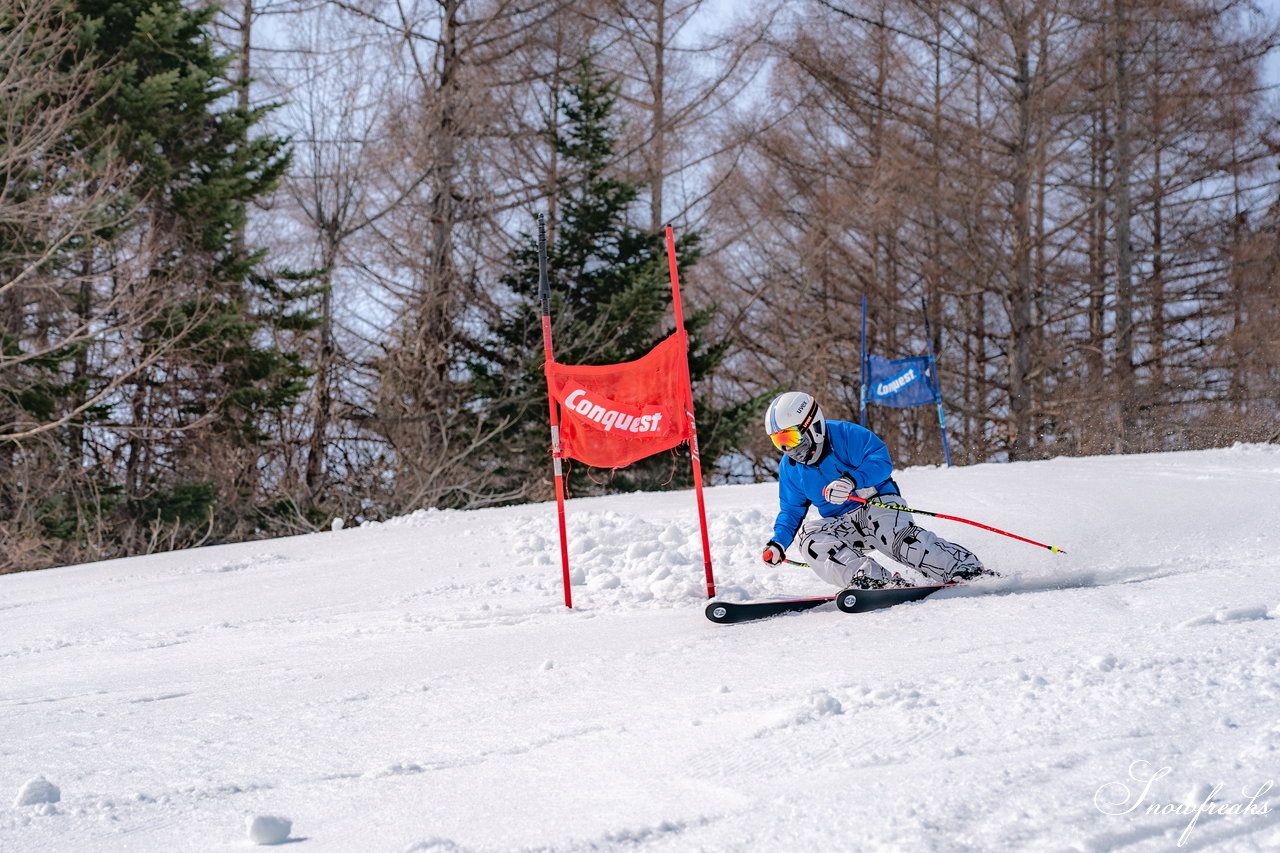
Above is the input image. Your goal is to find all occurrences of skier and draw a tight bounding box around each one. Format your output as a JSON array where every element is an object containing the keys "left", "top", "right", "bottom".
[{"left": 761, "top": 391, "right": 993, "bottom": 589}]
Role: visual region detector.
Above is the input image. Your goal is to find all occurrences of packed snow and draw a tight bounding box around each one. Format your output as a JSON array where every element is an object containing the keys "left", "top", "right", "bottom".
[{"left": 3, "top": 445, "right": 1279, "bottom": 852}]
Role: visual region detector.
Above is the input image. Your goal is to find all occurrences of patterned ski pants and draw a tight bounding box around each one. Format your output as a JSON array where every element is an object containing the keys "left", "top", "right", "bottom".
[{"left": 796, "top": 495, "right": 985, "bottom": 587}]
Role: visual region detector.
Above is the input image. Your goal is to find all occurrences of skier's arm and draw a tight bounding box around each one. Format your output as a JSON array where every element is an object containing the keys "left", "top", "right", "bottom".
[
  {"left": 835, "top": 424, "right": 894, "bottom": 492},
  {"left": 772, "top": 469, "right": 811, "bottom": 547}
]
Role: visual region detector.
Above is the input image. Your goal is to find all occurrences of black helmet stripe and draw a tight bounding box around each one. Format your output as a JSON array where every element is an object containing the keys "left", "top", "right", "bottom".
[{"left": 797, "top": 402, "right": 816, "bottom": 433}]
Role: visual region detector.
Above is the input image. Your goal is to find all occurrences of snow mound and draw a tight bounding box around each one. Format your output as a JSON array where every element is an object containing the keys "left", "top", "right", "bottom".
[
  {"left": 246, "top": 814, "right": 292, "bottom": 845},
  {"left": 13, "top": 777, "right": 60, "bottom": 808},
  {"left": 1175, "top": 605, "right": 1273, "bottom": 629},
  {"left": 404, "top": 839, "right": 469, "bottom": 853}
]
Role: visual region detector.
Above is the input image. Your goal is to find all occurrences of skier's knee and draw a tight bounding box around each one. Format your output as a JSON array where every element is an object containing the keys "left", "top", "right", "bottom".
[
  {"left": 801, "top": 533, "right": 835, "bottom": 562},
  {"left": 890, "top": 524, "right": 927, "bottom": 565}
]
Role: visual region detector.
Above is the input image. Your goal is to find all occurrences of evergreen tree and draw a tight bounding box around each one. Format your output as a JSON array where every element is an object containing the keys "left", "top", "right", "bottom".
[
  {"left": 0, "top": 0, "right": 123, "bottom": 568},
  {"left": 473, "top": 53, "right": 757, "bottom": 501},
  {"left": 79, "top": 0, "right": 312, "bottom": 545},
  {"left": 15, "top": 0, "right": 313, "bottom": 561}
]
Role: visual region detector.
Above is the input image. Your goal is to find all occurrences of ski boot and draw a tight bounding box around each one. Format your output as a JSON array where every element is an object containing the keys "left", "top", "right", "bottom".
[
  {"left": 948, "top": 563, "right": 999, "bottom": 583},
  {"left": 847, "top": 569, "right": 913, "bottom": 590}
]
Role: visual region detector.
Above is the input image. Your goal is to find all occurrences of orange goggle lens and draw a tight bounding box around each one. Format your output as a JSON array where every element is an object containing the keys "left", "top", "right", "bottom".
[{"left": 769, "top": 426, "right": 803, "bottom": 451}]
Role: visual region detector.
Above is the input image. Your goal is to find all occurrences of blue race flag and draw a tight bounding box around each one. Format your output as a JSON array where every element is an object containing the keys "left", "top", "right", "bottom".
[
  {"left": 866, "top": 354, "right": 936, "bottom": 408},
  {"left": 859, "top": 294, "right": 952, "bottom": 466}
]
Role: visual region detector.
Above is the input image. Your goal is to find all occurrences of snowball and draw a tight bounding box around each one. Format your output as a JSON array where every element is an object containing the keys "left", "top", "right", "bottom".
[
  {"left": 14, "top": 777, "right": 60, "bottom": 807},
  {"left": 808, "top": 692, "right": 844, "bottom": 717},
  {"left": 331, "top": 517, "right": 345, "bottom": 531},
  {"left": 1184, "top": 782, "right": 1216, "bottom": 808},
  {"left": 587, "top": 572, "right": 620, "bottom": 590},
  {"left": 1091, "top": 654, "right": 1118, "bottom": 672},
  {"left": 246, "top": 814, "right": 293, "bottom": 845}
]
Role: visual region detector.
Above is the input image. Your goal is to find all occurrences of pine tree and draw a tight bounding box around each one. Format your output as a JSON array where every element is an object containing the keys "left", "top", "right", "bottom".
[
  {"left": 0, "top": 0, "right": 123, "bottom": 568},
  {"left": 473, "top": 53, "right": 756, "bottom": 501},
  {"left": 82, "top": 0, "right": 312, "bottom": 545},
  {"left": 17, "top": 0, "right": 313, "bottom": 560}
]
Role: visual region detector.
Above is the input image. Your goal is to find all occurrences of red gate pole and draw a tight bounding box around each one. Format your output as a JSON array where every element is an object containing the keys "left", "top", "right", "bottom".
[
  {"left": 664, "top": 225, "right": 716, "bottom": 598},
  {"left": 538, "top": 215, "right": 573, "bottom": 608}
]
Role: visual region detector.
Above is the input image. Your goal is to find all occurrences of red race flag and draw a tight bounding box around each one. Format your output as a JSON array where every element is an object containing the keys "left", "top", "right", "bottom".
[{"left": 545, "top": 332, "right": 692, "bottom": 469}]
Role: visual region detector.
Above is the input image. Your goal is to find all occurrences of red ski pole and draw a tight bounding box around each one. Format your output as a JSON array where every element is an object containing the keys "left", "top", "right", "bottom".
[{"left": 848, "top": 495, "right": 1067, "bottom": 554}]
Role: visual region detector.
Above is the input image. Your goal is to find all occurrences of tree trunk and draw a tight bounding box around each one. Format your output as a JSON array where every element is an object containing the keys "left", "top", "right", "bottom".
[
  {"left": 650, "top": 0, "right": 666, "bottom": 237},
  {"left": 1007, "top": 34, "right": 1035, "bottom": 461},
  {"left": 1110, "top": 0, "right": 1136, "bottom": 453}
]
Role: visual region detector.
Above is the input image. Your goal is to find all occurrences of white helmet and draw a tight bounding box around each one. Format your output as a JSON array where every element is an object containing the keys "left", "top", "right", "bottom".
[{"left": 764, "top": 391, "right": 826, "bottom": 464}]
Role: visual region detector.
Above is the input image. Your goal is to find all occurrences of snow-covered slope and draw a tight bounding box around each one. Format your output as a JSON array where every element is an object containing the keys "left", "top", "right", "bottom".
[{"left": 3, "top": 446, "right": 1279, "bottom": 852}]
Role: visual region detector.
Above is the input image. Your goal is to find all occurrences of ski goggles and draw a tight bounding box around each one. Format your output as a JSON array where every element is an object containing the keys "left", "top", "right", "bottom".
[{"left": 769, "top": 426, "right": 805, "bottom": 452}]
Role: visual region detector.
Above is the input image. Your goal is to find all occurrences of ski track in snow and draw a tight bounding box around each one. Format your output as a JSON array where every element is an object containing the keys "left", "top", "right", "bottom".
[{"left": 3, "top": 445, "right": 1280, "bottom": 852}]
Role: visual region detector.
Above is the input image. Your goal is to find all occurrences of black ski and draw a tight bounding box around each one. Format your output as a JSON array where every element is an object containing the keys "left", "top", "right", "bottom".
[
  {"left": 834, "top": 582, "right": 963, "bottom": 613},
  {"left": 704, "top": 596, "right": 835, "bottom": 624},
  {"left": 706, "top": 582, "right": 970, "bottom": 623}
]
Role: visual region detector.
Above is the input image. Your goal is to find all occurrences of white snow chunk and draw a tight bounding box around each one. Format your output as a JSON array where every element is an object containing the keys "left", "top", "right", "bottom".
[
  {"left": 14, "top": 777, "right": 60, "bottom": 807},
  {"left": 1216, "top": 604, "right": 1270, "bottom": 623},
  {"left": 1176, "top": 604, "right": 1272, "bottom": 629},
  {"left": 247, "top": 814, "right": 293, "bottom": 845},
  {"left": 587, "top": 571, "right": 621, "bottom": 590},
  {"left": 755, "top": 689, "right": 844, "bottom": 737},
  {"left": 331, "top": 517, "right": 345, "bottom": 531},
  {"left": 1184, "top": 781, "right": 1217, "bottom": 808},
  {"left": 808, "top": 691, "right": 844, "bottom": 717},
  {"left": 405, "top": 839, "right": 468, "bottom": 852}
]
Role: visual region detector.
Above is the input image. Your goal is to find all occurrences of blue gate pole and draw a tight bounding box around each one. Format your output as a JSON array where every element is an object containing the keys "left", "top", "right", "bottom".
[
  {"left": 921, "top": 296, "right": 952, "bottom": 467},
  {"left": 859, "top": 294, "right": 868, "bottom": 426}
]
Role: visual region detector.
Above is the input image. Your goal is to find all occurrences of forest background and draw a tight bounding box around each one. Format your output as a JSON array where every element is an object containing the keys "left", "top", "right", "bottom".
[{"left": 3, "top": 0, "right": 1278, "bottom": 573}]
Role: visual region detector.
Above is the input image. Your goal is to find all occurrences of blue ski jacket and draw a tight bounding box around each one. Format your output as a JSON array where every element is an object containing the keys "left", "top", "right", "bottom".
[{"left": 772, "top": 420, "right": 899, "bottom": 547}]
